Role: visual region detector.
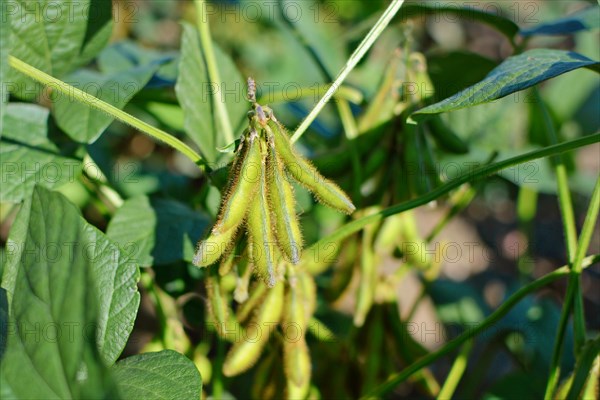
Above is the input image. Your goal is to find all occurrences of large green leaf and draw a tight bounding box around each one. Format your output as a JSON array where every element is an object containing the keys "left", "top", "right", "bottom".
[
  {"left": 0, "top": 186, "right": 134, "bottom": 398},
  {"left": 7, "top": 0, "right": 113, "bottom": 100},
  {"left": 411, "top": 49, "right": 600, "bottom": 121},
  {"left": 175, "top": 22, "right": 247, "bottom": 163},
  {"left": 0, "top": 103, "right": 83, "bottom": 203},
  {"left": 399, "top": 4, "right": 520, "bottom": 42},
  {"left": 112, "top": 350, "right": 202, "bottom": 400},
  {"left": 52, "top": 65, "right": 158, "bottom": 143},
  {"left": 106, "top": 195, "right": 210, "bottom": 266},
  {"left": 520, "top": 6, "right": 600, "bottom": 36}
]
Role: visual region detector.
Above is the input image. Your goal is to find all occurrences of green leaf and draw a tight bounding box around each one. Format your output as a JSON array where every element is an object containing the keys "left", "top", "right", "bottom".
[
  {"left": 0, "top": 186, "right": 129, "bottom": 398},
  {"left": 427, "top": 51, "right": 498, "bottom": 100},
  {"left": 106, "top": 196, "right": 210, "bottom": 266},
  {"left": 521, "top": 7, "right": 600, "bottom": 36},
  {"left": 399, "top": 4, "right": 520, "bottom": 42},
  {"left": 52, "top": 65, "right": 158, "bottom": 143},
  {"left": 7, "top": 0, "right": 113, "bottom": 100},
  {"left": 175, "top": 22, "right": 247, "bottom": 163},
  {"left": 0, "top": 103, "right": 83, "bottom": 203},
  {"left": 112, "top": 350, "right": 202, "bottom": 400},
  {"left": 0, "top": 288, "right": 7, "bottom": 360},
  {"left": 411, "top": 49, "right": 600, "bottom": 121},
  {"left": 0, "top": 5, "right": 10, "bottom": 137}
]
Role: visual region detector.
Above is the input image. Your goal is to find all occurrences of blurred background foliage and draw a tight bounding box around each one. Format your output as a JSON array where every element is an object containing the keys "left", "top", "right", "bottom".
[{"left": 2, "top": 0, "right": 599, "bottom": 399}]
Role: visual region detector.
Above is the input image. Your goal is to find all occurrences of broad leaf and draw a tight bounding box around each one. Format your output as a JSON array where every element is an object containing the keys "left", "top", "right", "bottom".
[
  {"left": 0, "top": 103, "right": 82, "bottom": 203},
  {"left": 112, "top": 350, "right": 202, "bottom": 400},
  {"left": 399, "top": 4, "right": 520, "bottom": 43},
  {"left": 521, "top": 7, "right": 600, "bottom": 36},
  {"left": 175, "top": 22, "right": 247, "bottom": 163},
  {"left": 7, "top": 0, "right": 113, "bottom": 100},
  {"left": 411, "top": 49, "right": 600, "bottom": 121},
  {"left": 106, "top": 196, "right": 210, "bottom": 266},
  {"left": 0, "top": 186, "right": 134, "bottom": 398},
  {"left": 52, "top": 65, "right": 158, "bottom": 143}
]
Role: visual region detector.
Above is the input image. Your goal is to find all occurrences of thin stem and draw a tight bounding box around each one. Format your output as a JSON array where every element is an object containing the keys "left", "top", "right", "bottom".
[
  {"left": 194, "top": 0, "right": 234, "bottom": 145},
  {"left": 257, "top": 84, "right": 363, "bottom": 105},
  {"left": 436, "top": 340, "right": 473, "bottom": 400},
  {"left": 545, "top": 176, "right": 600, "bottom": 400},
  {"left": 291, "top": 0, "right": 406, "bottom": 143},
  {"left": 305, "top": 133, "right": 600, "bottom": 258},
  {"left": 336, "top": 99, "right": 362, "bottom": 205},
  {"left": 362, "top": 254, "right": 600, "bottom": 398},
  {"left": 8, "top": 55, "right": 204, "bottom": 167}
]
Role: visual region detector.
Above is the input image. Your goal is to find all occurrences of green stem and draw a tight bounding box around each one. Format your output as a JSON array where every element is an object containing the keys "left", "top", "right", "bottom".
[
  {"left": 8, "top": 55, "right": 204, "bottom": 167},
  {"left": 437, "top": 340, "right": 473, "bottom": 400},
  {"left": 257, "top": 84, "right": 363, "bottom": 105},
  {"left": 362, "top": 254, "right": 600, "bottom": 398},
  {"left": 545, "top": 177, "right": 600, "bottom": 400},
  {"left": 306, "top": 133, "right": 600, "bottom": 257},
  {"left": 291, "top": 0, "right": 406, "bottom": 143},
  {"left": 194, "top": 0, "right": 234, "bottom": 145}
]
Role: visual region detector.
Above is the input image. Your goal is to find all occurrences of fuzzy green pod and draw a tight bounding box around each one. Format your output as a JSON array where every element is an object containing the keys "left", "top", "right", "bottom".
[
  {"left": 205, "top": 276, "right": 242, "bottom": 341},
  {"left": 193, "top": 227, "right": 238, "bottom": 267},
  {"left": 213, "top": 130, "right": 263, "bottom": 234},
  {"left": 267, "top": 120, "right": 356, "bottom": 215},
  {"left": 223, "top": 281, "right": 284, "bottom": 377},
  {"left": 247, "top": 138, "right": 279, "bottom": 287},
  {"left": 266, "top": 137, "right": 303, "bottom": 264}
]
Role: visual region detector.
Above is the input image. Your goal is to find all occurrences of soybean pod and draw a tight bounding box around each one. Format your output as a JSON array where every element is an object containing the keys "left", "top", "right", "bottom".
[
  {"left": 266, "top": 136, "right": 303, "bottom": 264},
  {"left": 213, "top": 130, "right": 262, "bottom": 234},
  {"left": 246, "top": 136, "right": 279, "bottom": 287},
  {"left": 267, "top": 119, "right": 356, "bottom": 215}
]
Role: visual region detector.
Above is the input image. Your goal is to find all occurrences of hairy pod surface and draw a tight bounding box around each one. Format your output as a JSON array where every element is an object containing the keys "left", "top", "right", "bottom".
[
  {"left": 267, "top": 120, "right": 356, "bottom": 215},
  {"left": 266, "top": 138, "right": 303, "bottom": 264},
  {"left": 213, "top": 130, "right": 262, "bottom": 234},
  {"left": 193, "top": 227, "right": 237, "bottom": 267},
  {"left": 222, "top": 281, "right": 284, "bottom": 377},
  {"left": 247, "top": 138, "right": 279, "bottom": 287}
]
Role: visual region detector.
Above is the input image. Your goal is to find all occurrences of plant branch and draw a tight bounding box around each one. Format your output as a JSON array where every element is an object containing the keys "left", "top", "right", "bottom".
[
  {"left": 291, "top": 0, "right": 406, "bottom": 143},
  {"left": 363, "top": 254, "right": 600, "bottom": 398},
  {"left": 194, "top": 0, "right": 235, "bottom": 145},
  {"left": 305, "top": 133, "right": 600, "bottom": 256},
  {"left": 8, "top": 55, "right": 205, "bottom": 168}
]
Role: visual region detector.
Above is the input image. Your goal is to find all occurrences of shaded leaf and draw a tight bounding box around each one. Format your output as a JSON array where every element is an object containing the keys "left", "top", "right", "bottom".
[
  {"left": 175, "top": 22, "right": 247, "bottom": 163},
  {"left": 106, "top": 196, "right": 210, "bottom": 266},
  {"left": 112, "top": 350, "right": 202, "bottom": 400},
  {"left": 0, "top": 186, "right": 130, "bottom": 398},
  {"left": 411, "top": 49, "right": 600, "bottom": 121},
  {"left": 7, "top": 0, "right": 113, "bottom": 100},
  {"left": 52, "top": 65, "right": 158, "bottom": 143},
  {"left": 0, "top": 103, "right": 82, "bottom": 203},
  {"left": 520, "top": 7, "right": 600, "bottom": 36},
  {"left": 399, "top": 4, "right": 519, "bottom": 42}
]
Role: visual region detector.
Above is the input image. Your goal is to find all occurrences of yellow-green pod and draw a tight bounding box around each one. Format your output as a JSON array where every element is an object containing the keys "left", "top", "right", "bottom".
[
  {"left": 213, "top": 130, "right": 263, "bottom": 234},
  {"left": 236, "top": 281, "right": 267, "bottom": 324},
  {"left": 267, "top": 120, "right": 355, "bottom": 215},
  {"left": 282, "top": 276, "right": 311, "bottom": 387},
  {"left": 233, "top": 250, "right": 253, "bottom": 303},
  {"left": 206, "top": 276, "right": 242, "bottom": 340},
  {"left": 223, "top": 281, "right": 284, "bottom": 377},
  {"left": 266, "top": 137, "right": 303, "bottom": 264},
  {"left": 296, "top": 271, "right": 317, "bottom": 323},
  {"left": 193, "top": 227, "right": 237, "bottom": 267},
  {"left": 247, "top": 138, "right": 279, "bottom": 287},
  {"left": 354, "top": 222, "right": 378, "bottom": 327}
]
